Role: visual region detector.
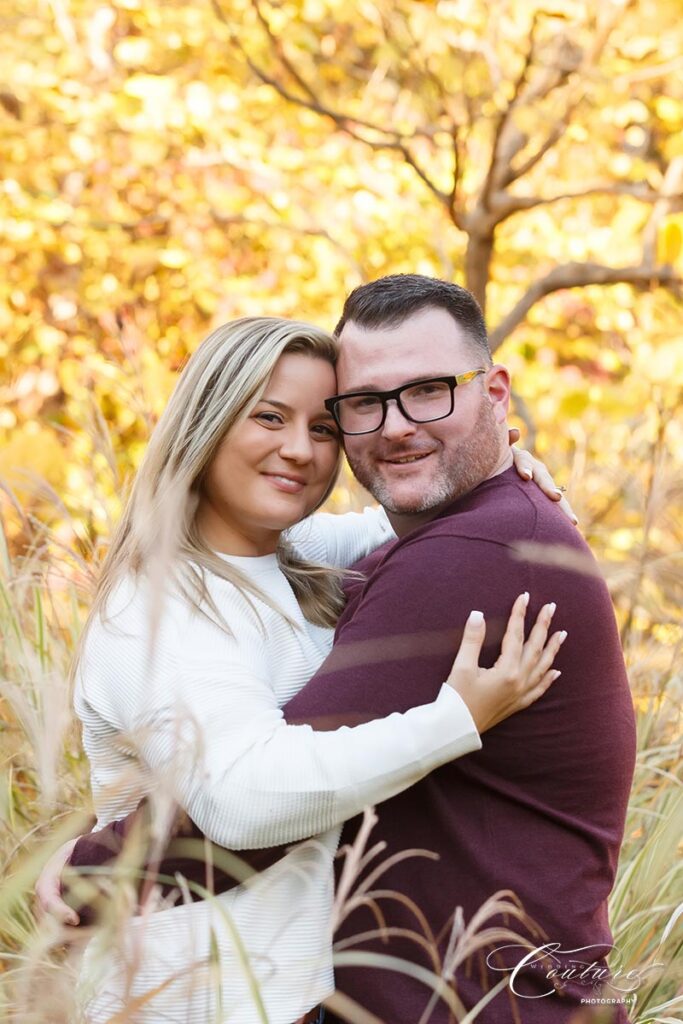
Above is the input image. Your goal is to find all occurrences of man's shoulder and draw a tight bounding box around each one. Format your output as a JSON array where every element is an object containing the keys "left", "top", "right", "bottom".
[
  {"left": 357, "top": 477, "right": 588, "bottom": 587},
  {"left": 404, "top": 476, "right": 544, "bottom": 550}
]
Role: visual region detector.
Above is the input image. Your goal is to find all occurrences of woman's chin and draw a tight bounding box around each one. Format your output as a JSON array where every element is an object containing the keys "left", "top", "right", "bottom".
[
  {"left": 260, "top": 506, "right": 315, "bottom": 536},
  {"left": 261, "top": 490, "right": 326, "bottom": 533},
  {"left": 277, "top": 506, "right": 317, "bottom": 531}
]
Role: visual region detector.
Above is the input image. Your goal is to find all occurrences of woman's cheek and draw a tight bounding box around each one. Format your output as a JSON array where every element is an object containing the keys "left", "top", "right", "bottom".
[{"left": 307, "top": 453, "right": 338, "bottom": 511}]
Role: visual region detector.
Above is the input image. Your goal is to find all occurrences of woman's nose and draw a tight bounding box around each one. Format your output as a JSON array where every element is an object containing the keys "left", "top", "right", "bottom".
[{"left": 279, "top": 425, "right": 314, "bottom": 463}]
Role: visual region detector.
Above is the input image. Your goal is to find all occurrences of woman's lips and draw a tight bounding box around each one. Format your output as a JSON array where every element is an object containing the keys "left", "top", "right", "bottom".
[{"left": 262, "top": 473, "right": 306, "bottom": 494}]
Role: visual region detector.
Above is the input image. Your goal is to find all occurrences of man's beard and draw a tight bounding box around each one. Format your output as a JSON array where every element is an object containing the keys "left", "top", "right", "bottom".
[{"left": 348, "top": 398, "right": 502, "bottom": 516}]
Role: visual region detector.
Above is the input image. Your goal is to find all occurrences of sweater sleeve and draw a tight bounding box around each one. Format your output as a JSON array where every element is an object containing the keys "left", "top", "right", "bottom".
[
  {"left": 77, "top": 603, "right": 480, "bottom": 850},
  {"left": 284, "top": 506, "right": 395, "bottom": 568}
]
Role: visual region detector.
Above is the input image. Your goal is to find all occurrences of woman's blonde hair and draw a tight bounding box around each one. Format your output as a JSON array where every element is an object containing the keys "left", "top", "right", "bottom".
[{"left": 84, "top": 317, "right": 346, "bottom": 647}]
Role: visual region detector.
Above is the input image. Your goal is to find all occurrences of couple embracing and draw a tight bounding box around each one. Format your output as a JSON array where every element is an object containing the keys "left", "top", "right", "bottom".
[{"left": 39, "top": 274, "right": 636, "bottom": 1023}]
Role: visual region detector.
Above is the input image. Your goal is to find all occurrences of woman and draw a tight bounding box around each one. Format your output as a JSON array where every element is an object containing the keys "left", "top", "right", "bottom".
[{"left": 39, "top": 318, "right": 566, "bottom": 1023}]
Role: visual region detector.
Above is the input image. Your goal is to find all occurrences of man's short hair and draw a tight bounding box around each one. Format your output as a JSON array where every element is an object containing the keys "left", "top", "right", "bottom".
[{"left": 335, "top": 274, "right": 493, "bottom": 366}]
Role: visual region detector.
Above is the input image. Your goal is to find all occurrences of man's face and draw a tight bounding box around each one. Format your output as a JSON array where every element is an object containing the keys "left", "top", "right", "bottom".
[{"left": 337, "top": 307, "right": 510, "bottom": 524}]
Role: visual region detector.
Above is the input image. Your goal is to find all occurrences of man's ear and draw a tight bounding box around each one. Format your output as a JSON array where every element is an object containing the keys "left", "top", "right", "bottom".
[{"left": 485, "top": 364, "right": 511, "bottom": 423}]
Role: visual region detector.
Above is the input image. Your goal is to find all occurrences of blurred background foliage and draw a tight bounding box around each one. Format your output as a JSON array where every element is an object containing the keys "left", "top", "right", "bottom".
[
  {"left": 1, "top": 0, "right": 682, "bottom": 605},
  {"left": 1, "top": 0, "right": 682, "bottom": 1020}
]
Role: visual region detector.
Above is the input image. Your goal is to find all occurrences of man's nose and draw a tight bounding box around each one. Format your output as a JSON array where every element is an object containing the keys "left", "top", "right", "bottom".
[{"left": 380, "top": 399, "right": 417, "bottom": 441}]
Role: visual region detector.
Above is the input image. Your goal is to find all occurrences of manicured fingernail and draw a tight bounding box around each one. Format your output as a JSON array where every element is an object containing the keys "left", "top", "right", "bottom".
[
  {"left": 547, "top": 602, "right": 557, "bottom": 618},
  {"left": 520, "top": 591, "right": 530, "bottom": 606},
  {"left": 551, "top": 670, "right": 562, "bottom": 680},
  {"left": 522, "top": 470, "right": 532, "bottom": 480},
  {"left": 554, "top": 488, "right": 563, "bottom": 496},
  {"left": 558, "top": 630, "right": 568, "bottom": 644},
  {"left": 468, "top": 610, "right": 484, "bottom": 625}
]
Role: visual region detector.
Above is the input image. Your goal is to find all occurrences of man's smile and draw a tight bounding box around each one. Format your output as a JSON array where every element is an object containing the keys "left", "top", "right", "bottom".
[{"left": 381, "top": 450, "right": 436, "bottom": 466}]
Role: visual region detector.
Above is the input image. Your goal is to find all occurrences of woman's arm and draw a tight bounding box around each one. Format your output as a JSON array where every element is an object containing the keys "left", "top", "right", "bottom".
[
  {"left": 91, "top": 666, "right": 480, "bottom": 851},
  {"left": 79, "top": 596, "right": 561, "bottom": 852},
  {"left": 286, "top": 442, "right": 576, "bottom": 569},
  {"left": 285, "top": 504, "right": 395, "bottom": 568},
  {"left": 43, "top": 598, "right": 560, "bottom": 922}
]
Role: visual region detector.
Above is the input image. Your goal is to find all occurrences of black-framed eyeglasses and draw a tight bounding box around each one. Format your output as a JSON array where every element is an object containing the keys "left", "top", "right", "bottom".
[{"left": 324, "top": 369, "right": 487, "bottom": 436}]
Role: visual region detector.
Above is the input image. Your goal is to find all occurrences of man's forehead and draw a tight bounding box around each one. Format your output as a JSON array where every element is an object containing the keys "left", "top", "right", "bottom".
[{"left": 337, "top": 308, "right": 472, "bottom": 391}]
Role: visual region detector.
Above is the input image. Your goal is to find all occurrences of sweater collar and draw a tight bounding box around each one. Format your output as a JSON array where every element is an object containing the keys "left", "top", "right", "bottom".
[
  {"left": 213, "top": 550, "right": 281, "bottom": 574},
  {"left": 431, "top": 464, "right": 518, "bottom": 524}
]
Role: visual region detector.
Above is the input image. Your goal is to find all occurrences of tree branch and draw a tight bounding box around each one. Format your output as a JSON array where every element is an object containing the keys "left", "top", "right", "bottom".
[
  {"left": 498, "top": 3, "right": 625, "bottom": 192},
  {"left": 213, "top": 0, "right": 440, "bottom": 146},
  {"left": 241, "top": 47, "right": 375, "bottom": 137},
  {"left": 500, "top": 11, "right": 634, "bottom": 194},
  {"left": 489, "top": 183, "right": 683, "bottom": 221},
  {"left": 208, "top": 210, "right": 366, "bottom": 279},
  {"left": 613, "top": 54, "right": 683, "bottom": 86},
  {"left": 375, "top": 3, "right": 470, "bottom": 224},
  {"left": 448, "top": 123, "right": 465, "bottom": 229},
  {"left": 397, "top": 146, "right": 451, "bottom": 207},
  {"left": 211, "top": 0, "right": 397, "bottom": 141},
  {"left": 250, "top": 0, "right": 320, "bottom": 104},
  {"left": 211, "top": 0, "right": 451, "bottom": 208},
  {"left": 481, "top": 13, "right": 539, "bottom": 205},
  {"left": 252, "top": 59, "right": 451, "bottom": 205},
  {"left": 487, "top": 31, "right": 589, "bottom": 199},
  {"left": 489, "top": 262, "right": 681, "bottom": 352},
  {"left": 378, "top": 5, "right": 449, "bottom": 110},
  {"left": 498, "top": 116, "right": 571, "bottom": 189}
]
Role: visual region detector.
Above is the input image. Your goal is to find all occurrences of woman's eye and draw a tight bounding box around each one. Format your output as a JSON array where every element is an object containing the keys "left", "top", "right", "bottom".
[
  {"left": 311, "top": 423, "right": 339, "bottom": 440},
  {"left": 254, "top": 412, "right": 284, "bottom": 426}
]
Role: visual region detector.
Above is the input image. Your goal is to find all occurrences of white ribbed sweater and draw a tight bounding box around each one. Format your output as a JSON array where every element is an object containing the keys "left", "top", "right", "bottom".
[{"left": 75, "top": 508, "right": 481, "bottom": 1024}]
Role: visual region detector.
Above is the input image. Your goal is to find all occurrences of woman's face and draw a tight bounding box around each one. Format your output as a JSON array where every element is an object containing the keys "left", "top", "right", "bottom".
[{"left": 197, "top": 352, "right": 340, "bottom": 556}]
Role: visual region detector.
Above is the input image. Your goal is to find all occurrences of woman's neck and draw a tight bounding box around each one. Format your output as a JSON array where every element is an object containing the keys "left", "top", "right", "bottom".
[{"left": 195, "top": 503, "right": 281, "bottom": 557}]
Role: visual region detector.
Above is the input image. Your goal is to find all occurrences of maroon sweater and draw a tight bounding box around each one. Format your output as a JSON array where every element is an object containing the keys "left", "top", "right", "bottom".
[
  {"left": 283, "top": 468, "right": 636, "bottom": 1023},
  {"left": 70, "top": 469, "right": 635, "bottom": 1022}
]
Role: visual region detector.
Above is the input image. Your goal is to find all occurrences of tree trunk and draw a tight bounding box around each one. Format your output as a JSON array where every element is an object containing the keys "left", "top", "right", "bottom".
[{"left": 463, "top": 230, "right": 494, "bottom": 322}]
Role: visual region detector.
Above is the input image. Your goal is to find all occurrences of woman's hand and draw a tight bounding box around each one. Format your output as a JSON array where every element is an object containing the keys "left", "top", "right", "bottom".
[
  {"left": 447, "top": 592, "right": 566, "bottom": 733},
  {"left": 508, "top": 428, "right": 578, "bottom": 526},
  {"left": 34, "top": 837, "right": 80, "bottom": 926}
]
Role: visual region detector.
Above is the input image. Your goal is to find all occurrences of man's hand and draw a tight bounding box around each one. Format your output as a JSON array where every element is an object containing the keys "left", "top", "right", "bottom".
[{"left": 509, "top": 428, "right": 578, "bottom": 525}]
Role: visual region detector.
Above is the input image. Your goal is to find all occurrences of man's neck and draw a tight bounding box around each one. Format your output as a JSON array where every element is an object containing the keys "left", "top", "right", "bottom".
[{"left": 387, "top": 447, "right": 514, "bottom": 538}]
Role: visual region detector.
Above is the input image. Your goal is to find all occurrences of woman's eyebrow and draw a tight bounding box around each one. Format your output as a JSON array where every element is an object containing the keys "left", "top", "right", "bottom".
[
  {"left": 258, "top": 397, "right": 292, "bottom": 412},
  {"left": 259, "top": 397, "right": 336, "bottom": 419}
]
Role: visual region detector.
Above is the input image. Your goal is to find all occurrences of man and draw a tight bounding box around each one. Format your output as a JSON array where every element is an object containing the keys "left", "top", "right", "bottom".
[{"left": 282, "top": 275, "right": 636, "bottom": 1022}]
